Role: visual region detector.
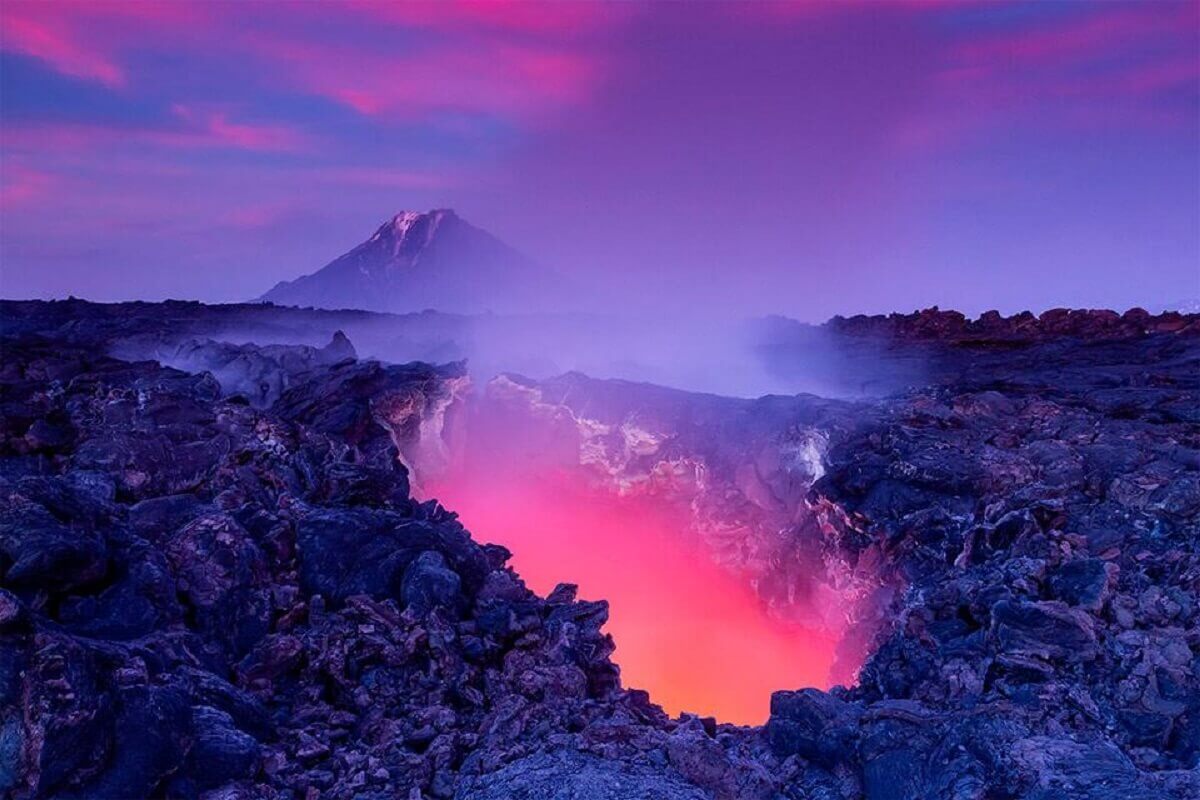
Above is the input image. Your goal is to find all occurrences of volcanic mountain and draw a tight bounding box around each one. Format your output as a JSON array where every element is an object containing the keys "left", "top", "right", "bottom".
[{"left": 259, "top": 209, "right": 564, "bottom": 313}]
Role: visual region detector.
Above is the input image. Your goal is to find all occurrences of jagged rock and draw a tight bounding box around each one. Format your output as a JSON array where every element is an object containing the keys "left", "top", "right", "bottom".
[
  {"left": 1048, "top": 558, "right": 1115, "bottom": 610},
  {"left": 21, "top": 635, "right": 117, "bottom": 796},
  {"left": 57, "top": 544, "right": 181, "bottom": 639},
  {"left": 992, "top": 600, "right": 1098, "bottom": 663},
  {"left": 826, "top": 305, "right": 1200, "bottom": 341},
  {"left": 1009, "top": 736, "right": 1176, "bottom": 800},
  {"left": 135, "top": 331, "right": 360, "bottom": 407},
  {"left": 766, "top": 688, "right": 861, "bottom": 766},
  {"left": 0, "top": 499, "right": 107, "bottom": 591},
  {"left": 454, "top": 751, "right": 709, "bottom": 800},
  {"left": 23, "top": 418, "right": 74, "bottom": 453},
  {"left": 296, "top": 509, "right": 441, "bottom": 604},
  {"left": 857, "top": 702, "right": 941, "bottom": 800},
  {"left": 402, "top": 550, "right": 462, "bottom": 614},
  {"left": 164, "top": 513, "right": 272, "bottom": 660},
  {"left": 0, "top": 588, "right": 24, "bottom": 630},
  {"left": 77, "top": 683, "right": 193, "bottom": 798},
  {"left": 168, "top": 705, "right": 261, "bottom": 796}
]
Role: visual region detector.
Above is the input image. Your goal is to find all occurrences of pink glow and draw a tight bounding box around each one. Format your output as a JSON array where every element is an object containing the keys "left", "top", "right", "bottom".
[{"left": 426, "top": 461, "right": 843, "bottom": 726}]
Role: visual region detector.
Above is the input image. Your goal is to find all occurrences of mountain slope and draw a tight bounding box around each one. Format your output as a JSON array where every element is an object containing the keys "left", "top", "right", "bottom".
[{"left": 259, "top": 209, "right": 565, "bottom": 313}]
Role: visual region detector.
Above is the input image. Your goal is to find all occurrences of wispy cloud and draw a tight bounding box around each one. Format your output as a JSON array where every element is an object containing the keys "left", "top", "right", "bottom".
[
  {"left": 888, "top": 2, "right": 1200, "bottom": 150},
  {"left": 244, "top": 33, "right": 602, "bottom": 122},
  {"left": 0, "top": 0, "right": 209, "bottom": 88},
  {"left": 2, "top": 114, "right": 310, "bottom": 155},
  {"left": 0, "top": 163, "right": 58, "bottom": 209},
  {"left": 0, "top": 1, "right": 623, "bottom": 123},
  {"left": 950, "top": 5, "right": 1192, "bottom": 67},
  {"left": 0, "top": 12, "right": 125, "bottom": 87}
]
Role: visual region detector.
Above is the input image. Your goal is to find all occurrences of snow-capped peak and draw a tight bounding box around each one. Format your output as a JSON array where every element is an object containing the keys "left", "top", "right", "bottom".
[
  {"left": 367, "top": 209, "right": 457, "bottom": 252},
  {"left": 259, "top": 207, "right": 560, "bottom": 313},
  {"left": 389, "top": 210, "right": 425, "bottom": 235}
]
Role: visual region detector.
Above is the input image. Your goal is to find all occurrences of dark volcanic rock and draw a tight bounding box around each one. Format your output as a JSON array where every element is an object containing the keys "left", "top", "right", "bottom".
[
  {"left": 295, "top": 509, "right": 442, "bottom": 603},
  {"left": 826, "top": 305, "right": 1200, "bottom": 341},
  {"left": 992, "top": 599, "right": 1099, "bottom": 662},
  {"left": 766, "top": 688, "right": 861, "bottom": 767},
  {"left": 402, "top": 550, "right": 462, "bottom": 614},
  {"left": 170, "top": 704, "right": 261, "bottom": 796},
  {"left": 1047, "top": 557, "right": 1115, "bottom": 610},
  {"left": 0, "top": 498, "right": 107, "bottom": 590},
  {"left": 455, "top": 751, "right": 711, "bottom": 800}
]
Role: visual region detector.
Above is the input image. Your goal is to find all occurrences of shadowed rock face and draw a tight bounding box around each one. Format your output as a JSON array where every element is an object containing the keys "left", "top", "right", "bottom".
[
  {"left": 0, "top": 299, "right": 1198, "bottom": 800},
  {"left": 121, "top": 331, "right": 358, "bottom": 408}
]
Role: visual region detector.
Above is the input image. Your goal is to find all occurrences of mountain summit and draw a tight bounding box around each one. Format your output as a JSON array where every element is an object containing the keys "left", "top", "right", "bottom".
[{"left": 260, "top": 209, "right": 564, "bottom": 313}]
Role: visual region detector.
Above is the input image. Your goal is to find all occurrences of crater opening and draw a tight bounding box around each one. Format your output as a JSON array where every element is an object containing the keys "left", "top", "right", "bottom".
[{"left": 414, "top": 374, "right": 883, "bottom": 726}]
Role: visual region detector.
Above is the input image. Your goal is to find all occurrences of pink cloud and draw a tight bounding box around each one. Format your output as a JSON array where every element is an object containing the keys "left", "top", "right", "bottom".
[
  {"left": 0, "top": 12, "right": 125, "bottom": 87},
  {"left": 168, "top": 105, "right": 310, "bottom": 152},
  {"left": 220, "top": 203, "right": 298, "bottom": 230},
  {"left": 888, "top": 3, "right": 1200, "bottom": 152},
  {"left": 2, "top": 112, "right": 309, "bottom": 156},
  {"left": 932, "top": 44, "right": 1198, "bottom": 109},
  {"left": 246, "top": 32, "right": 601, "bottom": 122},
  {"left": 1115, "top": 56, "right": 1199, "bottom": 96},
  {"left": 0, "top": 0, "right": 210, "bottom": 88},
  {"left": 0, "top": 1, "right": 618, "bottom": 124},
  {"left": 0, "top": 164, "right": 58, "bottom": 209},
  {"left": 349, "top": 0, "right": 621, "bottom": 35},
  {"left": 952, "top": 5, "right": 1195, "bottom": 68},
  {"left": 741, "top": 0, "right": 968, "bottom": 22}
]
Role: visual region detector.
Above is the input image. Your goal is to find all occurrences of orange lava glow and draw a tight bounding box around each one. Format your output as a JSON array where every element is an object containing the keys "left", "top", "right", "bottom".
[{"left": 426, "top": 465, "right": 840, "bottom": 726}]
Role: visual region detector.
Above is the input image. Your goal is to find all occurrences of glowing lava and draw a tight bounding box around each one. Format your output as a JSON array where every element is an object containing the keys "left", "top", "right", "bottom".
[{"left": 426, "top": 464, "right": 840, "bottom": 726}]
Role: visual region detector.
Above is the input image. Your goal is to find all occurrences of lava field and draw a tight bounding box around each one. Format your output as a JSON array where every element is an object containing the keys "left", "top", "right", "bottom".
[{"left": 1, "top": 299, "right": 1198, "bottom": 799}]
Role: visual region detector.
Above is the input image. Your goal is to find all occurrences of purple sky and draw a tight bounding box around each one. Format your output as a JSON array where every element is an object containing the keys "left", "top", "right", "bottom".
[{"left": 1, "top": 1, "right": 1197, "bottom": 319}]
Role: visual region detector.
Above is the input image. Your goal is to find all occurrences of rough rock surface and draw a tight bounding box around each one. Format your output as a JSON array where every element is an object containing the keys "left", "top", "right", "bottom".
[
  {"left": 135, "top": 332, "right": 358, "bottom": 407},
  {"left": 0, "top": 301, "right": 1197, "bottom": 799}
]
